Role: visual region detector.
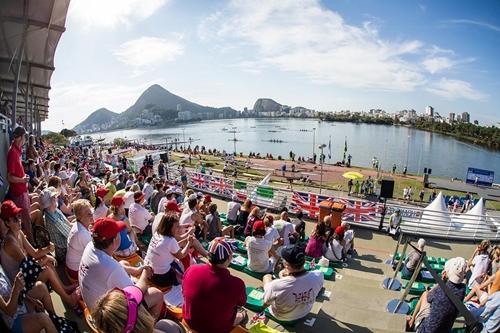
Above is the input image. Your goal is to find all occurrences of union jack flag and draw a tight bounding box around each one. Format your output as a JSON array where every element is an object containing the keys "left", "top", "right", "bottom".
[
  {"left": 210, "top": 176, "right": 233, "bottom": 196},
  {"left": 339, "top": 199, "right": 381, "bottom": 222},
  {"left": 190, "top": 172, "right": 208, "bottom": 189},
  {"left": 289, "top": 191, "right": 331, "bottom": 218}
]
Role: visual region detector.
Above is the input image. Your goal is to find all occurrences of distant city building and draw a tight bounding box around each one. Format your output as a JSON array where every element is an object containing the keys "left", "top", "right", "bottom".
[
  {"left": 178, "top": 110, "right": 192, "bottom": 121},
  {"left": 448, "top": 112, "right": 455, "bottom": 123},
  {"left": 462, "top": 112, "right": 470, "bottom": 123},
  {"left": 456, "top": 114, "right": 462, "bottom": 122},
  {"left": 176, "top": 104, "right": 182, "bottom": 112},
  {"left": 425, "top": 106, "right": 434, "bottom": 117}
]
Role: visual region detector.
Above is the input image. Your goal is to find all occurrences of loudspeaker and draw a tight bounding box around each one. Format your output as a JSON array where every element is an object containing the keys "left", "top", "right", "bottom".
[
  {"left": 428, "top": 168, "right": 432, "bottom": 175},
  {"left": 424, "top": 167, "right": 428, "bottom": 174},
  {"left": 380, "top": 177, "right": 394, "bottom": 198},
  {"left": 160, "top": 153, "right": 168, "bottom": 162}
]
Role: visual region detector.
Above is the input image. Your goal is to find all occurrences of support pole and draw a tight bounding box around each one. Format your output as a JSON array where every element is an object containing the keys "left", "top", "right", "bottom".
[
  {"left": 24, "top": 65, "right": 30, "bottom": 129},
  {"left": 11, "top": 46, "right": 25, "bottom": 126}
]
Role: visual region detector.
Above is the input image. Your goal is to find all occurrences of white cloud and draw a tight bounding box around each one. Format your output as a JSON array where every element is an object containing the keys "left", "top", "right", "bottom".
[
  {"left": 45, "top": 81, "right": 164, "bottom": 131},
  {"left": 445, "top": 19, "right": 500, "bottom": 33},
  {"left": 113, "top": 36, "right": 184, "bottom": 74},
  {"left": 69, "top": 0, "right": 169, "bottom": 29},
  {"left": 426, "top": 78, "right": 487, "bottom": 101},
  {"left": 199, "top": 0, "right": 426, "bottom": 91},
  {"left": 422, "top": 57, "right": 454, "bottom": 74}
]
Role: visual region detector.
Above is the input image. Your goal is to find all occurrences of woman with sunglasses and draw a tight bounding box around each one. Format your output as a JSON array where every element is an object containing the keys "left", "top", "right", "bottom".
[{"left": 0, "top": 201, "right": 79, "bottom": 308}]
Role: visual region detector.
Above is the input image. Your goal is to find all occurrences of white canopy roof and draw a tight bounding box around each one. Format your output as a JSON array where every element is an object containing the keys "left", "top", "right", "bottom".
[
  {"left": 0, "top": 0, "right": 70, "bottom": 122},
  {"left": 419, "top": 192, "right": 452, "bottom": 227}
]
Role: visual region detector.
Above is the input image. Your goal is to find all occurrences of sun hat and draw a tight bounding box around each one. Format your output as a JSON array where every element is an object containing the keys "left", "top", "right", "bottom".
[
  {"left": 41, "top": 186, "right": 60, "bottom": 209},
  {"left": 165, "top": 200, "right": 181, "bottom": 213},
  {"left": 281, "top": 244, "right": 306, "bottom": 265},
  {"left": 110, "top": 196, "right": 125, "bottom": 207},
  {"left": 444, "top": 257, "right": 467, "bottom": 284},
  {"left": 252, "top": 220, "right": 265, "bottom": 232},
  {"left": 208, "top": 237, "right": 234, "bottom": 262},
  {"left": 95, "top": 187, "right": 109, "bottom": 199},
  {"left": 0, "top": 200, "right": 23, "bottom": 220},
  {"left": 91, "top": 217, "right": 127, "bottom": 241},
  {"left": 417, "top": 238, "right": 426, "bottom": 251}
]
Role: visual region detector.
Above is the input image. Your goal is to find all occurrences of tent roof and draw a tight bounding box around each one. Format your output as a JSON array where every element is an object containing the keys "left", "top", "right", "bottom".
[
  {"left": 420, "top": 191, "right": 452, "bottom": 225},
  {"left": 0, "top": 0, "right": 70, "bottom": 122}
]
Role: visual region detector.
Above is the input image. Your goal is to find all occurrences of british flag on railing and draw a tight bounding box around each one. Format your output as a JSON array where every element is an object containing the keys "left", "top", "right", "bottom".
[
  {"left": 190, "top": 172, "right": 208, "bottom": 189},
  {"left": 210, "top": 176, "right": 234, "bottom": 196},
  {"left": 289, "top": 191, "right": 331, "bottom": 219},
  {"left": 339, "top": 198, "right": 381, "bottom": 222}
]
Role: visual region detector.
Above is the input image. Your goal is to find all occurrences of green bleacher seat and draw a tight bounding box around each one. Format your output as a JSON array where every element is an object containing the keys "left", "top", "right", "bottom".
[
  {"left": 437, "top": 257, "right": 447, "bottom": 265},
  {"left": 430, "top": 264, "right": 444, "bottom": 273},
  {"left": 235, "top": 241, "right": 248, "bottom": 254},
  {"left": 245, "top": 287, "right": 265, "bottom": 312},
  {"left": 243, "top": 266, "right": 267, "bottom": 280},
  {"left": 427, "top": 256, "right": 438, "bottom": 264},
  {"left": 408, "top": 297, "right": 419, "bottom": 315},
  {"left": 404, "top": 281, "right": 426, "bottom": 295},
  {"left": 304, "top": 263, "right": 335, "bottom": 280},
  {"left": 230, "top": 254, "right": 247, "bottom": 271}
]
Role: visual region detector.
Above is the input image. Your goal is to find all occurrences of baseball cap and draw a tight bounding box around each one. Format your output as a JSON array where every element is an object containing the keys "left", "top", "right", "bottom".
[
  {"left": 208, "top": 237, "right": 234, "bottom": 262},
  {"left": 111, "top": 196, "right": 125, "bottom": 207},
  {"left": 165, "top": 199, "right": 181, "bottom": 213},
  {"left": 12, "top": 126, "right": 26, "bottom": 138},
  {"left": 95, "top": 187, "right": 110, "bottom": 199},
  {"left": 281, "top": 244, "right": 306, "bottom": 265},
  {"left": 0, "top": 200, "right": 23, "bottom": 220},
  {"left": 252, "top": 220, "right": 265, "bottom": 232},
  {"left": 91, "top": 217, "right": 127, "bottom": 241},
  {"left": 444, "top": 257, "right": 467, "bottom": 284},
  {"left": 109, "top": 173, "right": 119, "bottom": 181},
  {"left": 204, "top": 194, "right": 212, "bottom": 203}
]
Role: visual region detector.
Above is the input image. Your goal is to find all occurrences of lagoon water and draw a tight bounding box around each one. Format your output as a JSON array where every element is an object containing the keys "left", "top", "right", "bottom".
[{"left": 90, "top": 118, "right": 500, "bottom": 182}]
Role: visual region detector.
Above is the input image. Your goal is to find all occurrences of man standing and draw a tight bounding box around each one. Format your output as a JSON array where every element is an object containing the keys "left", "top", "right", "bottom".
[{"left": 6, "top": 126, "right": 32, "bottom": 241}]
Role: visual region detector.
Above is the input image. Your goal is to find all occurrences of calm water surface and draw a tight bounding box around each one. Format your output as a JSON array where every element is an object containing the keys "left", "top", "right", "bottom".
[{"left": 90, "top": 118, "right": 500, "bottom": 182}]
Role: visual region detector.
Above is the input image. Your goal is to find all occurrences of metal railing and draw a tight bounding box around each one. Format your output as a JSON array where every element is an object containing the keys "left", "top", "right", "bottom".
[{"left": 165, "top": 166, "right": 499, "bottom": 241}]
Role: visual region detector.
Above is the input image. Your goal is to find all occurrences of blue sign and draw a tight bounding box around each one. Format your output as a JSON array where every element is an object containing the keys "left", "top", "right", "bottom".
[{"left": 466, "top": 168, "right": 494, "bottom": 186}]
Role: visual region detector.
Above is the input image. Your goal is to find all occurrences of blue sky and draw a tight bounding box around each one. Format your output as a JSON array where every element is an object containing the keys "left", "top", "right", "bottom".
[{"left": 45, "top": 0, "right": 500, "bottom": 131}]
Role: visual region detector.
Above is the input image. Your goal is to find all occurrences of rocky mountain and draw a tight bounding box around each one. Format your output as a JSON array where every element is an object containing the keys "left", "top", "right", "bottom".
[
  {"left": 253, "top": 98, "right": 282, "bottom": 113},
  {"left": 73, "top": 108, "right": 119, "bottom": 133},
  {"left": 73, "top": 84, "right": 238, "bottom": 133}
]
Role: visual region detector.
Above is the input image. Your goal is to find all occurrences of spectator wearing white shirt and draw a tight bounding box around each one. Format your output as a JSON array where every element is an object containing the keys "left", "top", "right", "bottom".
[
  {"left": 142, "top": 176, "right": 155, "bottom": 204},
  {"left": 264, "top": 215, "right": 281, "bottom": 247},
  {"left": 123, "top": 184, "right": 140, "bottom": 212},
  {"left": 93, "top": 187, "right": 109, "bottom": 220},
  {"left": 129, "top": 191, "right": 154, "bottom": 237},
  {"left": 65, "top": 199, "right": 93, "bottom": 281},
  {"left": 263, "top": 244, "right": 323, "bottom": 321},
  {"left": 152, "top": 199, "right": 181, "bottom": 234},
  {"left": 468, "top": 240, "right": 492, "bottom": 288},
  {"left": 145, "top": 213, "right": 193, "bottom": 288},
  {"left": 245, "top": 220, "right": 278, "bottom": 273},
  {"left": 226, "top": 195, "right": 241, "bottom": 225},
  {"left": 273, "top": 212, "right": 297, "bottom": 247},
  {"left": 79, "top": 217, "right": 163, "bottom": 319}
]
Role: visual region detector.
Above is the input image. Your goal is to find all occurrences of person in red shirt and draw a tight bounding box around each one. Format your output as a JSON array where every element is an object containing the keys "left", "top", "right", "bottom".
[
  {"left": 182, "top": 237, "right": 247, "bottom": 333},
  {"left": 6, "top": 126, "right": 32, "bottom": 241}
]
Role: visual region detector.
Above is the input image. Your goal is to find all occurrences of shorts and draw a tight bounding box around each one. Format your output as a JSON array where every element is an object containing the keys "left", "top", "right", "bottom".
[
  {"left": 65, "top": 265, "right": 79, "bottom": 281},
  {"left": 151, "top": 267, "right": 178, "bottom": 288},
  {"left": 10, "top": 192, "right": 31, "bottom": 230}
]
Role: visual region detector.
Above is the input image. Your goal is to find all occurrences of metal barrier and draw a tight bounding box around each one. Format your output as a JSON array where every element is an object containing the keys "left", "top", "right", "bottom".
[
  {"left": 165, "top": 167, "right": 500, "bottom": 241},
  {"left": 384, "top": 235, "right": 482, "bottom": 332}
]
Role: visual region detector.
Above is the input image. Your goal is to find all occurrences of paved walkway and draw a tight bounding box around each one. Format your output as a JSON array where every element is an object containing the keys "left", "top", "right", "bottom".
[{"left": 430, "top": 177, "right": 500, "bottom": 202}]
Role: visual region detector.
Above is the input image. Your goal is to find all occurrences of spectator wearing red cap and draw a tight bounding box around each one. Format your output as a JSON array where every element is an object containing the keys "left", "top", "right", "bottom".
[
  {"left": 245, "top": 220, "right": 278, "bottom": 273},
  {"left": 182, "top": 237, "right": 247, "bottom": 333},
  {"left": 129, "top": 191, "right": 154, "bottom": 245},
  {"left": 206, "top": 203, "right": 234, "bottom": 240},
  {"left": 263, "top": 244, "right": 324, "bottom": 322},
  {"left": 6, "top": 126, "right": 32, "bottom": 241},
  {"left": 145, "top": 213, "right": 193, "bottom": 288},
  {"left": 93, "top": 187, "right": 109, "bottom": 220},
  {"left": 109, "top": 196, "right": 139, "bottom": 257},
  {"left": 65, "top": 199, "right": 93, "bottom": 281},
  {"left": 79, "top": 217, "right": 163, "bottom": 318},
  {"left": 0, "top": 200, "right": 79, "bottom": 308},
  {"left": 152, "top": 199, "right": 181, "bottom": 234}
]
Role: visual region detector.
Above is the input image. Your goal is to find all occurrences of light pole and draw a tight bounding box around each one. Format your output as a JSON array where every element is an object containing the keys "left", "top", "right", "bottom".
[
  {"left": 312, "top": 127, "right": 316, "bottom": 160},
  {"left": 405, "top": 133, "right": 411, "bottom": 171},
  {"left": 318, "top": 144, "right": 326, "bottom": 194}
]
